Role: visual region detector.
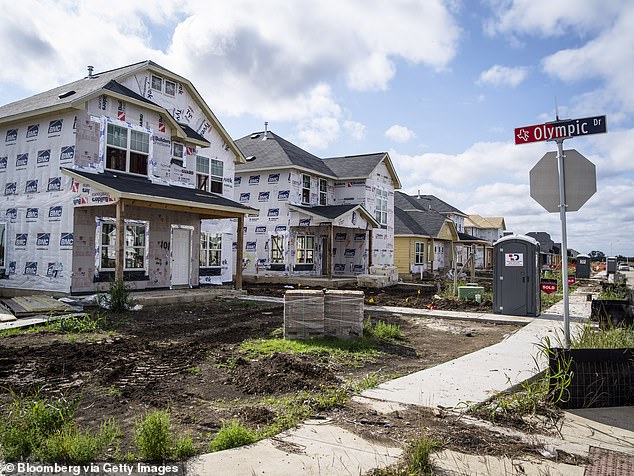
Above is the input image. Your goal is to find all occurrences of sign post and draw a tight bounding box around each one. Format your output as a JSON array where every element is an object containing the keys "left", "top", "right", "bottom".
[{"left": 517, "top": 115, "right": 605, "bottom": 348}]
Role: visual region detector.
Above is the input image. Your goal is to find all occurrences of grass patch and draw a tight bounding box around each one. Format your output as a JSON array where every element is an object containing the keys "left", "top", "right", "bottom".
[
  {"left": 133, "top": 409, "right": 197, "bottom": 461},
  {"left": 239, "top": 336, "right": 381, "bottom": 366},
  {"left": 0, "top": 392, "right": 119, "bottom": 463},
  {"left": 364, "top": 318, "right": 404, "bottom": 341},
  {"left": 185, "top": 366, "right": 202, "bottom": 376},
  {"left": 571, "top": 322, "right": 634, "bottom": 349},
  {"left": 403, "top": 437, "right": 443, "bottom": 475},
  {"left": 209, "top": 420, "right": 259, "bottom": 452},
  {"left": 0, "top": 311, "right": 110, "bottom": 337}
]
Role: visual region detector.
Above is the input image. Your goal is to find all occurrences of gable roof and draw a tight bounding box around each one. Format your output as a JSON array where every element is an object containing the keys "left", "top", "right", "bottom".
[
  {"left": 324, "top": 152, "right": 401, "bottom": 189},
  {"left": 0, "top": 60, "right": 242, "bottom": 162},
  {"left": 289, "top": 204, "right": 380, "bottom": 227},
  {"left": 465, "top": 214, "right": 506, "bottom": 230},
  {"left": 394, "top": 191, "right": 465, "bottom": 216},
  {"left": 235, "top": 131, "right": 401, "bottom": 186},
  {"left": 457, "top": 231, "right": 488, "bottom": 244},
  {"left": 236, "top": 131, "right": 335, "bottom": 177}
]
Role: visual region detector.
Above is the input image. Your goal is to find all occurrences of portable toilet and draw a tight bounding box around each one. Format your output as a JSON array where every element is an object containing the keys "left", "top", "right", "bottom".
[
  {"left": 607, "top": 256, "right": 617, "bottom": 275},
  {"left": 576, "top": 254, "right": 591, "bottom": 279},
  {"left": 493, "top": 235, "right": 541, "bottom": 317}
]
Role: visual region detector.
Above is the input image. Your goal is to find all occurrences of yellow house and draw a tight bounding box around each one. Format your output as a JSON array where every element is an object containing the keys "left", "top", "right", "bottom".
[{"left": 394, "top": 192, "right": 459, "bottom": 277}]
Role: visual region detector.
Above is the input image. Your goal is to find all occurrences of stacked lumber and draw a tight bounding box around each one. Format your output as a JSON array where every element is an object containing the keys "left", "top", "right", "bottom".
[
  {"left": 324, "top": 290, "right": 364, "bottom": 340},
  {"left": 284, "top": 290, "right": 325, "bottom": 340}
]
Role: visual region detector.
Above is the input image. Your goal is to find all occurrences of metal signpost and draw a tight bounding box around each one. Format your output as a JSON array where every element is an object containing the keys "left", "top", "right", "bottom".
[{"left": 516, "top": 115, "right": 606, "bottom": 347}]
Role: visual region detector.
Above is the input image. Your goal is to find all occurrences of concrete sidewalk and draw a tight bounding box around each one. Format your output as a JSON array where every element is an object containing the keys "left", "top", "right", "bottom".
[{"left": 361, "top": 290, "right": 592, "bottom": 409}]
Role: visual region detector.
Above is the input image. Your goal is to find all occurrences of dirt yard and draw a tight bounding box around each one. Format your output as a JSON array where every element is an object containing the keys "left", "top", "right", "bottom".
[{"left": 0, "top": 298, "right": 519, "bottom": 456}]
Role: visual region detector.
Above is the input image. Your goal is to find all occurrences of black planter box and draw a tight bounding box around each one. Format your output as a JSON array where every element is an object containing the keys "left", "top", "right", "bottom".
[
  {"left": 590, "top": 299, "right": 634, "bottom": 328},
  {"left": 549, "top": 347, "right": 634, "bottom": 409}
]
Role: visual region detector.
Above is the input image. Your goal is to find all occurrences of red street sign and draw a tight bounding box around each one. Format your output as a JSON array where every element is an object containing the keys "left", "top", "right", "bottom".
[
  {"left": 540, "top": 278, "right": 558, "bottom": 294},
  {"left": 515, "top": 115, "right": 607, "bottom": 144},
  {"left": 568, "top": 276, "right": 576, "bottom": 286}
]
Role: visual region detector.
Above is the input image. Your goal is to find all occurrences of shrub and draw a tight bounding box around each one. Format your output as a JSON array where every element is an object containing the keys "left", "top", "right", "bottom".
[
  {"left": 209, "top": 420, "right": 259, "bottom": 452},
  {"left": 134, "top": 410, "right": 174, "bottom": 461},
  {"left": 174, "top": 436, "right": 197, "bottom": 459},
  {"left": 99, "top": 278, "right": 135, "bottom": 313}
]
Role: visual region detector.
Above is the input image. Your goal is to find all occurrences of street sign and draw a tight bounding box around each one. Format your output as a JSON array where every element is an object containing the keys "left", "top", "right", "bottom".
[
  {"left": 540, "top": 278, "right": 557, "bottom": 294},
  {"left": 515, "top": 115, "right": 607, "bottom": 144},
  {"left": 568, "top": 276, "right": 576, "bottom": 286},
  {"left": 529, "top": 149, "right": 596, "bottom": 213}
]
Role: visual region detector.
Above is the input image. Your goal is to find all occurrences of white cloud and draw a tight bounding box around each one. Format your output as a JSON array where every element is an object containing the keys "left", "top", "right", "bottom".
[
  {"left": 484, "top": 0, "right": 622, "bottom": 37},
  {"left": 343, "top": 120, "right": 366, "bottom": 140},
  {"left": 0, "top": 0, "right": 461, "bottom": 150},
  {"left": 477, "top": 65, "right": 528, "bottom": 87},
  {"left": 385, "top": 125, "right": 416, "bottom": 143}
]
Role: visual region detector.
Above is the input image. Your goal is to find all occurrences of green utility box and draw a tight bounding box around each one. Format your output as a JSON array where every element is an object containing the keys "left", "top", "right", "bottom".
[{"left": 458, "top": 285, "right": 485, "bottom": 299}]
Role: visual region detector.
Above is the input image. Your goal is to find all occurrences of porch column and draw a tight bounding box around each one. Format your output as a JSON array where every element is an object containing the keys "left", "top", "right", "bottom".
[
  {"left": 367, "top": 228, "right": 373, "bottom": 269},
  {"left": 115, "top": 199, "right": 125, "bottom": 282},
  {"left": 470, "top": 244, "right": 475, "bottom": 279},
  {"left": 327, "top": 223, "right": 333, "bottom": 279},
  {"left": 235, "top": 214, "right": 244, "bottom": 290}
]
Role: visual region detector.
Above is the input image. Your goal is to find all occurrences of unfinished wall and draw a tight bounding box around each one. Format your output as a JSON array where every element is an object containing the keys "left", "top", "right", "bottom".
[{"left": 72, "top": 205, "right": 200, "bottom": 294}]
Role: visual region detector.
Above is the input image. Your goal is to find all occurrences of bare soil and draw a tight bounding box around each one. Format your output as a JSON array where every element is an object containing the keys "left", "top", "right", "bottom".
[{"left": 0, "top": 298, "right": 519, "bottom": 456}]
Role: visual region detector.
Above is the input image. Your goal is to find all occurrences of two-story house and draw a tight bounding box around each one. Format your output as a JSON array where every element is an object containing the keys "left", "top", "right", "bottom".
[
  {"left": 0, "top": 61, "right": 253, "bottom": 295},
  {"left": 464, "top": 214, "right": 507, "bottom": 268},
  {"left": 233, "top": 130, "right": 401, "bottom": 277}
]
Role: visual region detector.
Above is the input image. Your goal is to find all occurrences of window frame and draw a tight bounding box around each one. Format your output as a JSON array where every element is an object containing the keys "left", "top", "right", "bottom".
[
  {"left": 164, "top": 79, "right": 176, "bottom": 97},
  {"left": 301, "top": 174, "right": 311, "bottom": 205},
  {"left": 105, "top": 123, "right": 149, "bottom": 176},
  {"left": 295, "top": 234, "right": 314, "bottom": 264},
  {"left": 271, "top": 235, "right": 285, "bottom": 264},
  {"left": 375, "top": 187, "right": 388, "bottom": 225},
  {"left": 414, "top": 241, "right": 425, "bottom": 265},
  {"left": 151, "top": 74, "right": 163, "bottom": 91},
  {"left": 196, "top": 155, "right": 223, "bottom": 194},
  {"left": 97, "top": 218, "right": 148, "bottom": 272},
  {"left": 200, "top": 231, "right": 222, "bottom": 268},
  {"left": 319, "top": 178, "right": 327, "bottom": 206}
]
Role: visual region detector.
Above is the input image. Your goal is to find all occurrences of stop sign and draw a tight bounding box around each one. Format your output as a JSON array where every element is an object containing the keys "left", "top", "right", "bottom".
[{"left": 529, "top": 149, "right": 596, "bottom": 213}]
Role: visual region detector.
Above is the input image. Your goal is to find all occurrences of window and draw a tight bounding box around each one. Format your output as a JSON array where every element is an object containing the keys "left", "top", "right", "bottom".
[
  {"left": 375, "top": 187, "right": 388, "bottom": 225},
  {"left": 302, "top": 174, "right": 311, "bottom": 204},
  {"left": 296, "top": 235, "right": 314, "bottom": 264},
  {"left": 151, "top": 75, "right": 163, "bottom": 91},
  {"left": 165, "top": 80, "right": 176, "bottom": 96},
  {"left": 319, "top": 179, "right": 327, "bottom": 206},
  {"left": 196, "top": 155, "right": 223, "bottom": 194},
  {"left": 271, "top": 235, "right": 284, "bottom": 264},
  {"left": 200, "top": 232, "right": 222, "bottom": 267},
  {"left": 172, "top": 142, "right": 185, "bottom": 160},
  {"left": 0, "top": 223, "right": 5, "bottom": 268},
  {"left": 99, "top": 220, "right": 147, "bottom": 271},
  {"left": 106, "top": 123, "right": 149, "bottom": 176},
  {"left": 414, "top": 242, "right": 424, "bottom": 265}
]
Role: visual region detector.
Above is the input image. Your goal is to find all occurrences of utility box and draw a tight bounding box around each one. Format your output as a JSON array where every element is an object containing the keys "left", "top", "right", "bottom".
[
  {"left": 576, "top": 254, "right": 591, "bottom": 279},
  {"left": 607, "top": 256, "right": 617, "bottom": 275},
  {"left": 493, "top": 235, "right": 541, "bottom": 317}
]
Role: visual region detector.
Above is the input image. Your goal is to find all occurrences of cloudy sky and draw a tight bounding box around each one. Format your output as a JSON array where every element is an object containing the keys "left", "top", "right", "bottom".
[{"left": 0, "top": 0, "right": 632, "bottom": 255}]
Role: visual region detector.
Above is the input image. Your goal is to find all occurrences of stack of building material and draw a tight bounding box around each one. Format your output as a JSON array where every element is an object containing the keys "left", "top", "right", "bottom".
[
  {"left": 356, "top": 274, "right": 390, "bottom": 288},
  {"left": 369, "top": 265, "right": 399, "bottom": 285},
  {"left": 284, "top": 290, "right": 325, "bottom": 340},
  {"left": 324, "top": 290, "right": 364, "bottom": 340}
]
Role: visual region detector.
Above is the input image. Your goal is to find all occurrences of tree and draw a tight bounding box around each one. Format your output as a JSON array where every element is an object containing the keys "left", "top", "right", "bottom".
[{"left": 589, "top": 250, "right": 605, "bottom": 261}]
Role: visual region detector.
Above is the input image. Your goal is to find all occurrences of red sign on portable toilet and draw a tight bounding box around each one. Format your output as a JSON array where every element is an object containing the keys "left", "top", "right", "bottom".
[
  {"left": 568, "top": 276, "right": 576, "bottom": 286},
  {"left": 540, "top": 278, "right": 558, "bottom": 294}
]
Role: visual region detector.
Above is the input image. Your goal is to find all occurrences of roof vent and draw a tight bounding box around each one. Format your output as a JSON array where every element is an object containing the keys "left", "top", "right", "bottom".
[
  {"left": 87, "top": 65, "right": 94, "bottom": 79},
  {"left": 58, "top": 90, "right": 76, "bottom": 99},
  {"left": 262, "top": 121, "right": 269, "bottom": 140},
  {"left": 250, "top": 133, "right": 260, "bottom": 139},
  {"left": 245, "top": 156, "right": 256, "bottom": 162}
]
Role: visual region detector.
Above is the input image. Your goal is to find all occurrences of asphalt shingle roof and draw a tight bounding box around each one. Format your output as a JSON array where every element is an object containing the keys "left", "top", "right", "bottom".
[
  {"left": 394, "top": 191, "right": 466, "bottom": 216},
  {"left": 322, "top": 153, "right": 387, "bottom": 178},
  {"left": 235, "top": 132, "right": 336, "bottom": 176}
]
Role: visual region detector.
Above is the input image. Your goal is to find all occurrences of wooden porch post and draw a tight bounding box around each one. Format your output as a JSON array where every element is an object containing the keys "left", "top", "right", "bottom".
[
  {"left": 470, "top": 244, "right": 475, "bottom": 279},
  {"left": 115, "top": 199, "right": 125, "bottom": 281},
  {"left": 367, "top": 228, "right": 373, "bottom": 270},
  {"left": 235, "top": 214, "right": 244, "bottom": 290},
  {"left": 327, "top": 223, "right": 333, "bottom": 279}
]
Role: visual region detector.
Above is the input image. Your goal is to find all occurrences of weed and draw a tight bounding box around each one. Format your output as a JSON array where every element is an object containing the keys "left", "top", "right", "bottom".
[
  {"left": 54, "top": 311, "right": 108, "bottom": 334},
  {"left": 185, "top": 366, "right": 202, "bottom": 376},
  {"left": 174, "top": 436, "right": 197, "bottom": 459},
  {"left": 571, "top": 322, "right": 634, "bottom": 348},
  {"left": 364, "top": 318, "right": 404, "bottom": 341},
  {"left": 134, "top": 410, "right": 174, "bottom": 461},
  {"left": 98, "top": 278, "right": 135, "bottom": 313},
  {"left": 403, "top": 436, "right": 442, "bottom": 475},
  {"left": 209, "top": 420, "right": 259, "bottom": 452}
]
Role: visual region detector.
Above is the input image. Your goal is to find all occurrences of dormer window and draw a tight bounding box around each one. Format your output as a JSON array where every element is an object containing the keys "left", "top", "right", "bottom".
[{"left": 151, "top": 75, "right": 163, "bottom": 91}]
